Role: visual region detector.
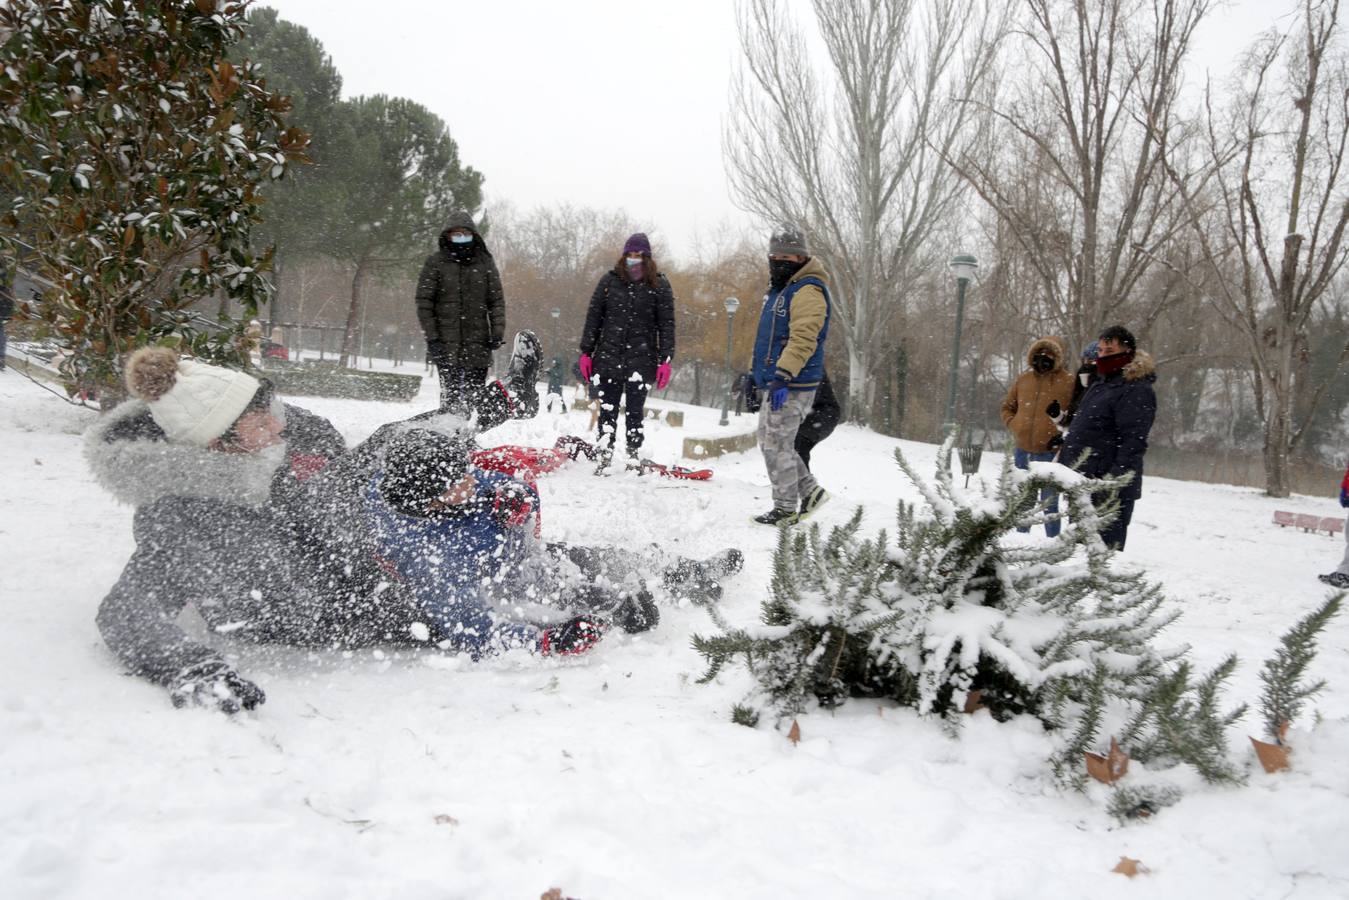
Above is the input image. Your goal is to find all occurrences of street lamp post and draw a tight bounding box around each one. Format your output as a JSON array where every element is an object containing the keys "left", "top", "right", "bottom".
[
  {"left": 943, "top": 254, "right": 979, "bottom": 436},
  {"left": 719, "top": 296, "right": 741, "bottom": 426}
]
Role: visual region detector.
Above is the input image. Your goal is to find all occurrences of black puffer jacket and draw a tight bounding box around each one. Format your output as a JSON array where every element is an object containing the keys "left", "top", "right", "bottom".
[
  {"left": 414, "top": 211, "right": 505, "bottom": 369},
  {"left": 1060, "top": 351, "right": 1158, "bottom": 501},
  {"left": 579, "top": 269, "right": 676, "bottom": 382},
  {"left": 88, "top": 401, "right": 424, "bottom": 686}
]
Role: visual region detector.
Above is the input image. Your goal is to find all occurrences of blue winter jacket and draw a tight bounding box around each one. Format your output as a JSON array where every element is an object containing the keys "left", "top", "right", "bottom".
[
  {"left": 366, "top": 469, "right": 541, "bottom": 658},
  {"left": 752, "top": 258, "right": 831, "bottom": 391},
  {"left": 1060, "top": 351, "right": 1158, "bottom": 502}
]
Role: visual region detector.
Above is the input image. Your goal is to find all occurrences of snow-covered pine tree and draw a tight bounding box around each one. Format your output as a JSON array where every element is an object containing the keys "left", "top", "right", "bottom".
[
  {"left": 696, "top": 441, "right": 1248, "bottom": 787},
  {"left": 0, "top": 0, "right": 307, "bottom": 399}
]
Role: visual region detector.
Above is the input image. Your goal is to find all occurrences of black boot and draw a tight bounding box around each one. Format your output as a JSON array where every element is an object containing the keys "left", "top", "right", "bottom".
[{"left": 663, "top": 549, "right": 744, "bottom": 604}]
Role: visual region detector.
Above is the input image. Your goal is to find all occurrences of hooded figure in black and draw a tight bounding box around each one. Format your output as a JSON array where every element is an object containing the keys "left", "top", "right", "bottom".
[{"left": 415, "top": 209, "right": 506, "bottom": 412}]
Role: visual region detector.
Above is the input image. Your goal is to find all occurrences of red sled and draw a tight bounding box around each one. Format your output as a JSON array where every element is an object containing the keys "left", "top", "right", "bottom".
[
  {"left": 630, "top": 459, "right": 713, "bottom": 480},
  {"left": 553, "top": 435, "right": 712, "bottom": 480}
]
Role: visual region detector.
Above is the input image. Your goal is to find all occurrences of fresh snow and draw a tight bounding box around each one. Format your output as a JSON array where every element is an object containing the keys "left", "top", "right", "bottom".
[{"left": 1, "top": 367, "right": 1346, "bottom": 899}]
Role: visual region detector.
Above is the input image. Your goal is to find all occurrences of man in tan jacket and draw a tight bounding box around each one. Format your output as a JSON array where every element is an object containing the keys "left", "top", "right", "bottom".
[{"left": 1001, "top": 336, "right": 1075, "bottom": 536}]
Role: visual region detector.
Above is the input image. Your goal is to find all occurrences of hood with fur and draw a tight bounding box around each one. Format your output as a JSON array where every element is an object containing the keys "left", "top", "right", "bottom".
[
  {"left": 1025, "top": 336, "right": 1068, "bottom": 371},
  {"left": 1122, "top": 349, "right": 1157, "bottom": 382},
  {"left": 85, "top": 400, "right": 286, "bottom": 509}
]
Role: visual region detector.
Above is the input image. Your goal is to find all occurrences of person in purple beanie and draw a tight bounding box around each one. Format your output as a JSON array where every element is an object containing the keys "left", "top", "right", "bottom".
[{"left": 578, "top": 232, "right": 677, "bottom": 471}]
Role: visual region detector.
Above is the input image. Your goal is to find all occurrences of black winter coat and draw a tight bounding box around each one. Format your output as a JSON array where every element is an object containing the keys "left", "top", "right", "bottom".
[
  {"left": 415, "top": 222, "right": 505, "bottom": 370},
  {"left": 1060, "top": 351, "right": 1158, "bottom": 501},
  {"left": 89, "top": 401, "right": 424, "bottom": 686},
  {"left": 579, "top": 269, "right": 676, "bottom": 383}
]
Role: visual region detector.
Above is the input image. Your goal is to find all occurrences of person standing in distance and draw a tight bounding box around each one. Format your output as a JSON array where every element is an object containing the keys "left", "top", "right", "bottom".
[
  {"left": 415, "top": 209, "right": 505, "bottom": 413},
  {"left": 750, "top": 225, "right": 832, "bottom": 526},
  {"left": 578, "top": 232, "right": 676, "bottom": 470},
  {"left": 1000, "top": 337, "right": 1075, "bottom": 536},
  {"left": 1060, "top": 325, "right": 1157, "bottom": 550}
]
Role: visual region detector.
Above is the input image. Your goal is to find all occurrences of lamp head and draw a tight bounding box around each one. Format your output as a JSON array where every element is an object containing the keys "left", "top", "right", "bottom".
[{"left": 950, "top": 254, "right": 978, "bottom": 284}]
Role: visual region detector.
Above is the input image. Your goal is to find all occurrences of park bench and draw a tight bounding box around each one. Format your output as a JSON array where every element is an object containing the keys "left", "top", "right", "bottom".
[{"left": 1272, "top": 510, "right": 1344, "bottom": 536}]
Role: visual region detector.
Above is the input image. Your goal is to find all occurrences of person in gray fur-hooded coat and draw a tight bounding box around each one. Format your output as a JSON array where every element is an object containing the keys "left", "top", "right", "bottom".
[{"left": 87, "top": 348, "right": 402, "bottom": 713}]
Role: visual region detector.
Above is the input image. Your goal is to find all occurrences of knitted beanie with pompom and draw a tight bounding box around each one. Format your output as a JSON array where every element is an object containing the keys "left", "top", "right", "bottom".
[{"left": 124, "top": 347, "right": 261, "bottom": 446}]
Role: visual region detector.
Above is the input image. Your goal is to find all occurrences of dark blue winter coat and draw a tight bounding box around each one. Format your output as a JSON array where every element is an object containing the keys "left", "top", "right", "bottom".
[
  {"left": 366, "top": 468, "right": 542, "bottom": 658},
  {"left": 1060, "top": 351, "right": 1158, "bottom": 501}
]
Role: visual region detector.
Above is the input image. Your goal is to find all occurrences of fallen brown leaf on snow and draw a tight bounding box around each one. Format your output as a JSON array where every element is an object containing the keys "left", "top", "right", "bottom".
[
  {"left": 1085, "top": 737, "right": 1130, "bottom": 784},
  {"left": 433, "top": 814, "right": 458, "bottom": 826},
  {"left": 1112, "top": 856, "right": 1147, "bottom": 877},
  {"left": 787, "top": 719, "right": 801, "bottom": 745}
]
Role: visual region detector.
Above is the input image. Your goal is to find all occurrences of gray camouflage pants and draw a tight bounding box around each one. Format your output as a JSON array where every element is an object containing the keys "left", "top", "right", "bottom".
[{"left": 757, "top": 388, "right": 819, "bottom": 510}]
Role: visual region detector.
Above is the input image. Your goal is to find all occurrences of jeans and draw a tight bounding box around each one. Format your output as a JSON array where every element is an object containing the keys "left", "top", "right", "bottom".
[{"left": 1014, "top": 448, "right": 1061, "bottom": 537}]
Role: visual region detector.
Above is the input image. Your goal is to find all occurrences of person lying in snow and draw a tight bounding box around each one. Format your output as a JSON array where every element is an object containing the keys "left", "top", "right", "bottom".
[
  {"left": 305, "top": 426, "right": 742, "bottom": 660},
  {"left": 89, "top": 349, "right": 740, "bottom": 713}
]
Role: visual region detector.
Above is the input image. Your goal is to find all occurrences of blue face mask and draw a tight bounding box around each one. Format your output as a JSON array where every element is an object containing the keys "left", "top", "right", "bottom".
[
  {"left": 450, "top": 233, "right": 473, "bottom": 245},
  {"left": 625, "top": 257, "right": 643, "bottom": 267}
]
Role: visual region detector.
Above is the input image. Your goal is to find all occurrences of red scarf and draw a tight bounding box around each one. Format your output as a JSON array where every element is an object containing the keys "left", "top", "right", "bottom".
[{"left": 1095, "top": 351, "right": 1134, "bottom": 378}]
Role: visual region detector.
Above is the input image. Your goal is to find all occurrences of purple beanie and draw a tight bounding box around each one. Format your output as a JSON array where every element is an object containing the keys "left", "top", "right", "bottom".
[{"left": 623, "top": 233, "right": 651, "bottom": 256}]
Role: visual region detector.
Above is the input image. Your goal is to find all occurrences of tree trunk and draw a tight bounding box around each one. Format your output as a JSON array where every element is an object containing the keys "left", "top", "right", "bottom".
[{"left": 339, "top": 255, "right": 369, "bottom": 368}]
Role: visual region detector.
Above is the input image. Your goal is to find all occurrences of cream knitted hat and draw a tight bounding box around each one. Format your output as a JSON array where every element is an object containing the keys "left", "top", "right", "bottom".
[{"left": 124, "top": 347, "right": 261, "bottom": 446}]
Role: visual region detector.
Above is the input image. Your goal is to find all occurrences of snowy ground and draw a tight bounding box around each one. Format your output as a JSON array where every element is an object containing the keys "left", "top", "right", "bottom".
[{"left": 1, "top": 366, "right": 1347, "bottom": 900}]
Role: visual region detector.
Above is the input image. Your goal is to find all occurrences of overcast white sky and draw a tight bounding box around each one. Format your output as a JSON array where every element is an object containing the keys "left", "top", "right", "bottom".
[{"left": 260, "top": 0, "right": 1289, "bottom": 264}]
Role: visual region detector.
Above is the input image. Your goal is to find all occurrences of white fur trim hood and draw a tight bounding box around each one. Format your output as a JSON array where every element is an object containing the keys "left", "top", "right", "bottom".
[{"left": 85, "top": 400, "right": 286, "bottom": 509}]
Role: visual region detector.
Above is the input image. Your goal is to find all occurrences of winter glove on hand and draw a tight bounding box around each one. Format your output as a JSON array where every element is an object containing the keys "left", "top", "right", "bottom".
[
  {"left": 426, "top": 340, "right": 450, "bottom": 366},
  {"left": 578, "top": 353, "right": 593, "bottom": 381},
  {"left": 539, "top": 616, "right": 606, "bottom": 656},
  {"left": 491, "top": 483, "right": 535, "bottom": 528},
  {"left": 769, "top": 369, "right": 791, "bottom": 412},
  {"left": 169, "top": 660, "right": 265, "bottom": 714},
  {"left": 1046, "top": 433, "right": 1064, "bottom": 451},
  {"left": 743, "top": 375, "right": 761, "bottom": 413},
  {"left": 655, "top": 361, "right": 672, "bottom": 391},
  {"left": 487, "top": 338, "right": 505, "bottom": 350}
]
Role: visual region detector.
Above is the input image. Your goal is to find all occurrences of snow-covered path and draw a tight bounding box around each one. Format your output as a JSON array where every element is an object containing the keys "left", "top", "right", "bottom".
[{"left": 2, "top": 370, "right": 1346, "bottom": 899}]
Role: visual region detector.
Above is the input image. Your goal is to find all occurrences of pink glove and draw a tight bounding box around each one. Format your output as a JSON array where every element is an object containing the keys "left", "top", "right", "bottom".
[
  {"left": 579, "top": 353, "right": 593, "bottom": 381},
  {"left": 655, "top": 361, "right": 672, "bottom": 390}
]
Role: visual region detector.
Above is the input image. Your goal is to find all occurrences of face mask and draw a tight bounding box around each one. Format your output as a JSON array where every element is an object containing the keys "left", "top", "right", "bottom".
[
  {"left": 1032, "top": 354, "right": 1054, "bottom": 373},
  {"left": 625, "top": 257, "right": 643, "bottom": 268},
  {"left": 449, "top": 233, "right": 473, "bottom": 244},
  {"left": 1079, "top": 372, "right": 1092, "bottom": 387},
  {"left": 769, "top": 258, "right": 804, "bottom": 291},
  {"left": 625, "top": 259, "right": 645, "bottom": 280}
]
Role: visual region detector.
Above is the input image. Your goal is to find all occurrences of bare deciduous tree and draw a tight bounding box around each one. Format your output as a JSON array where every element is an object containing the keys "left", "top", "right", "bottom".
[
  {"left": 1166, "top": 0, "right": 1349, "bottom": 496},
  {"left": 947, "top": 0, "right": 1213, "bottom": 350},
  {"left": 724, "top": 0, "right": 1008, "bottom": 423}
]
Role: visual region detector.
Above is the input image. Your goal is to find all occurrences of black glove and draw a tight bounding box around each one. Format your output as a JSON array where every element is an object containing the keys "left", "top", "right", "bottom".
[
  {"left": 539, "top": 616, "right": 606, "bottom": 656},
  {"left": 169, "top": 660, "right": 265, "bottom": 713},
  {"left": 1046, "top": 433, "right": 1064, "bottom": 451},
  {"left": 487, "top": 338, "right": 505, "bottom": 350},
  {"left": 426, "top": 340, "right": 450, "bottom": 366},
  {"left": 743, "top": 375, "right": 761, "bottom": 413}
]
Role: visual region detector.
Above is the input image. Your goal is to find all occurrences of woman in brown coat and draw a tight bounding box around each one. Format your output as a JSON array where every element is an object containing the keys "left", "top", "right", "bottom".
[{"left": 1000, "top": 336, "right": 1075, "bottom": 536}]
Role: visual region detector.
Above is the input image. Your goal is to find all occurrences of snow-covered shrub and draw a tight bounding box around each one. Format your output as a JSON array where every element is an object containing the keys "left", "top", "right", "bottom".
[{"left": 695, "top": 441, "right": 1249, "bottom": 787}]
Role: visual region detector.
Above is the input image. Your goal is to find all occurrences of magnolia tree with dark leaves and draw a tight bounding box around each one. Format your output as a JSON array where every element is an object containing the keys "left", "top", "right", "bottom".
[{"left": 0, "top": 0, "right": 307, "bottom": 399}]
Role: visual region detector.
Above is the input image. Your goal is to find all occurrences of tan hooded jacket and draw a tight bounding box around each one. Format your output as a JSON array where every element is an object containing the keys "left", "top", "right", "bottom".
[{"left": 1000, "top": 337, "right": 1076, "bottom": 453}]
